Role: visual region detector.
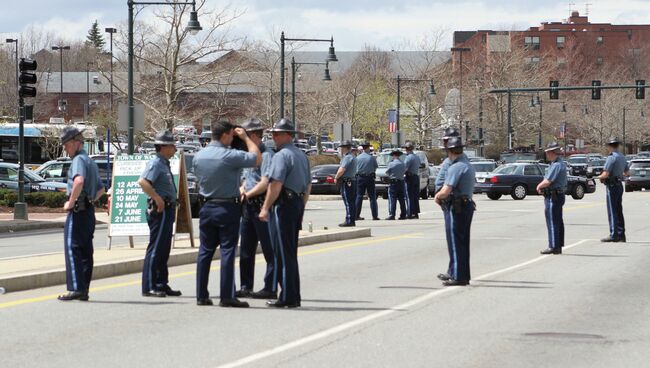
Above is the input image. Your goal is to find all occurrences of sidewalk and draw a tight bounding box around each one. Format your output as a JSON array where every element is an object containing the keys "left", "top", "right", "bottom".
[{"left": 0, "top": 226, "right": 371, "bottom": 293}]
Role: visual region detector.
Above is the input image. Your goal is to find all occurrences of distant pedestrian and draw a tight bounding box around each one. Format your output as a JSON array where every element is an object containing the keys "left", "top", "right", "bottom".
[
  {"left": 403, "top": 142, "right": 421, "bottom": 219},
  {"left": 385, "top": 149, "right": 407, "bottom": 220},
  {"left": 434, "top": 137, "right": 475, "bottom": 286},
  {"left": 335, "top": 140, "right": 357, "bottom": 227},
  {"left": 597, "top": 137, "right": 629, "bottom": 242},
  {"left": 193, "top": 120, "right": 261, "bottom": 307},
  {"left": 259, "top": 119, "right": 311, "bottom": 308},
  {"left": 355, "top": 141, "right": 379, "bottom": 221},
  {"left": 137, "top": 130, "right": 182, "bottom": 297},
  {"left": 58, "top": 127, "right": 104, "bottom": 301},
  {"left": 536, "top": 142, "right": 567, "bottom": 255}
]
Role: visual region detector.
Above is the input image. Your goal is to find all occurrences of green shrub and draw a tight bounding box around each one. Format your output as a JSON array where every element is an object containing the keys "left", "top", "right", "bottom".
[{"left": 309, "top": 155, "right": 340, "bottom": 167}]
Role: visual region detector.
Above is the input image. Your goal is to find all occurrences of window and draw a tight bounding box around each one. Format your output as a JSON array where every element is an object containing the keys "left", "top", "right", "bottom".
[
  {"left": 41, "top": 163, "right": 66, "bottom": 180},
  {"left": 557, "top": 57, "right": 566, "bottom": 66},
  {"left": 525, "top": 57, "right": 541, "bottom": 64},
  {"left": 596, "top": 36, "right": 603, "bottom": 44},
  {"left": 556, "top": 36, "right": 565, "bottom": 48},
  {"left": 524, "top": 36, "right": 540, "bottom": 49},
  {"left": 596, "top": 57, "right": 603, "bottom": 65},
  {"left": 524, "top": 165, "right": 541, "bottom": 176}
]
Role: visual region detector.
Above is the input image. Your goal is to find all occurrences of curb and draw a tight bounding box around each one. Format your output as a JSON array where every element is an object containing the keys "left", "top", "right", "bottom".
[
  {"left": 0, "top": 227, "right": 371, "bottom": 293},
  {"left": 0, "top": 220, "right": 65, "bottom": 234}
]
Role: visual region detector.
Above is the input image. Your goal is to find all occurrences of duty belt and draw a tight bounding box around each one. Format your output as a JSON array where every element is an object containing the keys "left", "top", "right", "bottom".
[
  {"left": 542, "top": 188, "right": 564, "bottom": 198},
  {"left": 341, "top": 177, "right": 354, "bottom": 183},
  {"left": 357, "top": 173, "right": 375, "bottom": 178},
  {"left": 200, "top": 196, "right": 241, "bottom": 204},
  {"left": 389, "top": 179, "right": 403, "bottom": 183},
  {"left": 602, "top": 177, "right": 622, "bottom": 186},
  {"left": 444, "top": 195, "right": 474, "bottom": 214},
  {"left": 246, "top": 195, "right": 265, "bottom": 207},
  {"left": 405, "top": 172, "right": 417, "bottom": 177},
  {"left": 147, "top": 197, "right": 177, "bottom": 213}
]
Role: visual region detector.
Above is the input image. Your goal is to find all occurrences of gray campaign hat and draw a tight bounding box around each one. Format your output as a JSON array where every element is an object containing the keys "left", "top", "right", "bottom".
[
  {"left": 267, "top": 118, "right": 298, "bottom": 133},
  {"left": 402, "top": 142, "right": 415, "bottom": 150},
  {"left": 545, "top": 141, "right": 561, "bottom": 152},
  {"left": 60, "top": 126, "right": 85, "bottom": 144},
  {"left": 607, "top": 137, "right": 621, "bottom": 145},
  {"left": 442, "top": 127, "right": 460, "bottom": 139},
  {"left": 241, "top": 117, "right": 265, "bottom": 132},
  {"left": 445, "top": 136, "right": 464, "bottom": 150},
  {"left": 359, "top": 141, "right": 371, "bottom": 147},
  {"left": 391, "top": 149, "right": 403, "bottom": 156},
  {"left": 339, "top": 140, "right": 353, "bottom": 147},
  {"left": 153, "top": 130, "right": 176, "bottom": 145}
]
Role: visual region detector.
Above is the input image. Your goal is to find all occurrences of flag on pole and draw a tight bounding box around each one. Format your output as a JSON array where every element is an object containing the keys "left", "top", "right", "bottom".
[
  {"left": 559, "top": 122, "right": 566, "bottom": 139},
  {"left": 388, "top": 109, "right": 397, "bottom": 133}
]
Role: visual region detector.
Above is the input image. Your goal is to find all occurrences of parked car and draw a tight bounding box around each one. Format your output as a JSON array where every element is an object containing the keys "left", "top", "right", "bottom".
[
  {"left": 34, "top": 158, "right": 112, "bottom": 187},
  {"left": 636, "top": 151, "right": 650, "bottom": 158},
  {"left": 566, "top": 155, "right": 589, "bottom": 176},
  {"left": 471, "top": 160, "right": 497, "bottom": 183},
  {"left": 625, "top": 159, "right": 650, "bottom": 192},
  {"left": 321, "top": 142, "right": 338, "bottom": 154},
  {"left": 375, "top": 150, "right": 430, "bottom": 199},
  {"left": 586, "top": 158, "right": 606, "bottom": 178},
  {"left": 0, "top": 162, "right": 67, "bottom": 193},
  {"left": 176, "top": 144, "right": 200, "bottom": 153},
  {"left": 310, "top": 164, "right": 340, "bottom": 195},
  {"left": 474, "top": 163, "right": 596, "bottom": 200}
]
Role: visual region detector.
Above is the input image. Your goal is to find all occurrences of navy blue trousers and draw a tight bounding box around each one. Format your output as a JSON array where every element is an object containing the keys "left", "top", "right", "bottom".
[
  {"left": 240, "top": 202, "right": 276, "bottom": 292},
  {"left": 268, "top": 196, "right": 304, "bottom": 304},
  {"left": 196, "top": 202, "right": 241, "bottom": 300},
  {"left": 605, "top": 183, "right": 626, "bottom": 239},
  {"left": 388, "top": 181, "right": 406, "bottom": 218},
  {"left": 143, "top": 206, "right": 176, "bottom": 293},
  {"left": 404, "top": 174, "right": 420, "bottom": 216},
  {"left": 544, "top": 194, "right": 565, "bottom": 250},
  {"left": 63, "top": 207, "right": 95, "bottom": 292},
  {"left": 340, "top": 180, "right": 357, "bottom": 225},
  {"left": 443, "top": 201, "right": 475, "bottom": 282},
  {"left": 355, "top": 176, "right": 378, "bottom": 219}
]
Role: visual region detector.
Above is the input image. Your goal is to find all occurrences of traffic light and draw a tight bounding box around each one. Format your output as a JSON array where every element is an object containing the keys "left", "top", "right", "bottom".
[
  {"left": 18, "top": 58, "right": 37, "bottom": 98},
  {"left": 591, "top": 80, "right": 601, "bottom": 100},
  {"left": 636, "top": 80, "right": 645, "bottom": 99},
  {"left": 549, "top": 80, "right": 559, "bottom": 100}
]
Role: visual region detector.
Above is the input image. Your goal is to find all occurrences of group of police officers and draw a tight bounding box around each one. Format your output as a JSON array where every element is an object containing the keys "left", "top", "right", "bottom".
[{"left": 55, "top": 118, "right": 631, "bottom": 304}]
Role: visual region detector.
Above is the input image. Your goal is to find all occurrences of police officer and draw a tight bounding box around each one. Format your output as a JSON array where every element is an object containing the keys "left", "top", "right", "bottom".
[
  {"left": 597, "top": 137, "right": 629, "bottom": 242},
  {"left": 137, "top": 130, "right": 182, "bottom": 297},
  {"left": 335, "top": 140, "right": 357, "bottom": 227},
  {"left": 433, "top": 137, "right": 475, "bottom": 286},
  {"left": 403, "top": 142, "right": 421, "bottom": 219},
  {"left": 236, "top": 118, "right": 277, "bottom": 300},
  {"left": 536, "top": 142, "right": 567, "bottom": 255},
  {"left": 385, "top": 149, "right": 407, "bottom": 220},
  {"left": 58, "top": 127, "right": 103, "bottom": 301},
  {"left": 355, "top": 141, "right": 379, "bottom": 221},
  {"left": 259, "top": 119, "right": 311, "bottom": 308},
  {"left": 193, "top": 120, "right": 261, "bottom": 307},
  {"left": 435, "top": 127, "right": 461, "bottom": 282}
]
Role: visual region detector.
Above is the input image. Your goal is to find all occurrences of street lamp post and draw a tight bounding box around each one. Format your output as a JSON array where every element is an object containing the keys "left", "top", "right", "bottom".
[
  {"left": 451, "top": 47, "right": 471, "bottom": 134},
  {"left": 52, "top": 45, "right": 70, "bottom": 119},
  {"left": 104, "top": 27, "right": 117, "bottom": 113},
  {"left": 290, "top": 57, "right": 331, "bottom": 132},
  {"left": 395, "top": 76, "right": 436, "bottom": 147},
  {"left": 127, "top": 0, "right": 202, "bottom": 154},
  {"left": 6, "top": 38, "right": 28, "bottom": 220},
  {"left": 85, "top": 62, "right": 93, "bottom": 121},
  {"left": 279, "top": 32, "right": 337, "bottom": 119},
  {"left": 104, "top": 27, "right": 117, "bottom": 186}
]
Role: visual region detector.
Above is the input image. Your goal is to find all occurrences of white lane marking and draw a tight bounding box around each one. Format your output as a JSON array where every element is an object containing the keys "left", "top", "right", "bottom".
[
  {"left": 0, "top": 251, "right": 61, "bottom": 261},
  {"left": 217, "top": 238, "right": 593, "bottom": 368}
]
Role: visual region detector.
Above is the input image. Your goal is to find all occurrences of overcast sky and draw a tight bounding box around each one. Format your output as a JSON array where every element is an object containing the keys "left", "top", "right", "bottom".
[{"left": 2, "top": 0, "right": 650, "bottom": 50}]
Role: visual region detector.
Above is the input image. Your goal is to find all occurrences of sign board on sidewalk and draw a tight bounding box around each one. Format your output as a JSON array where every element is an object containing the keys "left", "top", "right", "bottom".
[{"left": 107, "top": 152, "right": 194, "bottom": 248}]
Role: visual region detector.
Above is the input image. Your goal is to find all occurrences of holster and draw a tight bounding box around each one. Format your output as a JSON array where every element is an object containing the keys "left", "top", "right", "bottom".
[
  {"left": 448, "top": 195, "right": 472, "bottom": 214},
  {"left": 73, "top": 192, "right": 91, "bottom": 213}
]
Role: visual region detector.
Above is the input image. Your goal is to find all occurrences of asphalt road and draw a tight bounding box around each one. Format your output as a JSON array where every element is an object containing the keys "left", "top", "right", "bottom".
[{"left": 1, "top": 188, "right": 649, "bottom": 367}]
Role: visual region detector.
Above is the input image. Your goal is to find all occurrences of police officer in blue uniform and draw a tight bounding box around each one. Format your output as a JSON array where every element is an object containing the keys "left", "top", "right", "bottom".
[
  {"left": 598, "top": 137, "right": 629, "bottom": 242},
  {"left": 385, "top": 149, "right": 407, "bottom": 220},
  {"left": 403, "top": 142, "right": 421, "bottom": 219},
  {"left": 236, "top": 118, "right": 277, "bottom": 300},
  {"left": 355, "top": 142, "right": 379, "bottom": 221},
  {"left": 536, "top": 142, "right": 567, "bottom": 255},
  {"left": 434, "top": 137, "right": 475, "bottom": 286},
  {"left": 435, "top": 127, "right": 461, "bottom": 282},
  {"left": 193, "top": 120, "right": 261, "bottom": 307},
  {"left": 259, "top": 119, "right": 311, "bottom": 308},
  {"left": 335, "top": 140, "right": 357, "bottom": 227},
  {"left": 58, "top": 127, "right": 103, "bottom": 301},
  {"left": 137, "top": 130, "right": 182, "bottom": 297}
]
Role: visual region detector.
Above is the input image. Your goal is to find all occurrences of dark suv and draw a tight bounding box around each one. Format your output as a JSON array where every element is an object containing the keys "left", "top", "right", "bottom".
[{"left": 625, "top": 159, "right": 650, "bottom": 192}]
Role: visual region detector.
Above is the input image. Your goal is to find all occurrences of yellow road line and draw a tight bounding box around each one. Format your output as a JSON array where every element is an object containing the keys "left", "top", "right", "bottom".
[{"left": 0, "top": 233, "right": 418, "bottom": 309}]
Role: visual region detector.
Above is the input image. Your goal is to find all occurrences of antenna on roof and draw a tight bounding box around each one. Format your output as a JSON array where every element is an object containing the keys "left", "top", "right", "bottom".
[
  {"left": 568, "top": 2, "right": 575, "bottom": 13},
  {"left": 585, "top": 2, "right": 592, "bottom": 16}
]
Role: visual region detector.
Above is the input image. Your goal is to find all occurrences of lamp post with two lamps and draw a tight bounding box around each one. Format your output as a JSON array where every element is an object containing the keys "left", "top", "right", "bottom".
[
  {"left": 394, "top": 76, "right": 436, "bottom": 146},
  {"left": 290, "top": 57, "right": 332, "bottom": 132},
  {"left": 51, "top": 45, "right": 70, "bottom": 118},
  {"left": 279, "top": 32, "right": 337, "bottom": 119},
  {"left": 127, "top": 0, "right": 202, "bottom": 154}
]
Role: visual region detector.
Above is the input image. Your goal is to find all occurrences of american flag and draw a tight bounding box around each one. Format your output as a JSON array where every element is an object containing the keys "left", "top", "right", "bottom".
[
  {"left": 388, "top": 109, "right": 397, "bottom": 133},
  {"left": 559, "top": 122, "right": 566, "bottom": 139}
]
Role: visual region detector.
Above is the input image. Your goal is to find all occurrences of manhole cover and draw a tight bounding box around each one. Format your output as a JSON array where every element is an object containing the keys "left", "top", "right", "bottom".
[{"left": 524, "top": 332, "right": 605, "bottom": 339}]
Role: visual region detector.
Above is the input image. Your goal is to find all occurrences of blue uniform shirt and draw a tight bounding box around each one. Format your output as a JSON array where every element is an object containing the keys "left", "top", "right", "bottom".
[
  {"left": 356, "top": 152, "right": 378, "bottom": 175},
  {"left": 404, "top": 152, "right": 420, "bottom": 175},
  {"left": 243, "top": 143, "right": 274, "bottom": 192},
  {"left": 604, "top": 150, "right": 628, "bottom": 179},
  {"left": 267, "top": 143, "right": 311, "bottom": 194},
  {"left": 545, "top": 158, "right": 567, "bottom": 190},
  {"left": 435, "top": 158, "right": 451, "bottom": 191},
  {"left": 340, "top": 152, "right": 357, "bottom": 179},
  {"left": 67, "top": 149, "right": 101, "bottom": 199},
  {"left": 193, "top": 141, "right": 257, "bottom": 198},
  {"left": 140, "top": 153, "right": 177, "bottom": 200},
  {"left": 444, "top": 154, "right": 475, "bottom": 198},
  {"left": 386, "top": 158, "right": 406, "bottom": 180}
]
